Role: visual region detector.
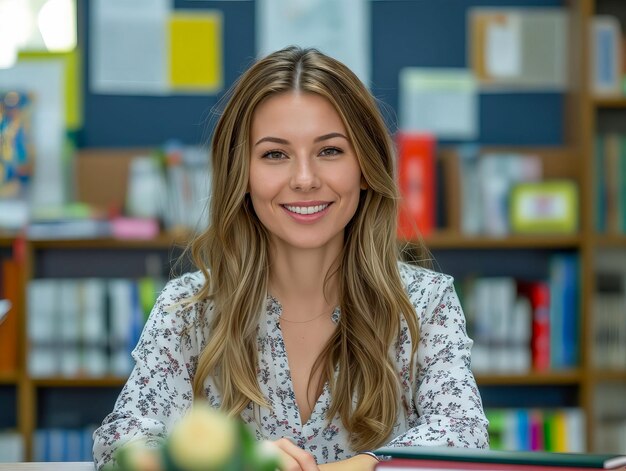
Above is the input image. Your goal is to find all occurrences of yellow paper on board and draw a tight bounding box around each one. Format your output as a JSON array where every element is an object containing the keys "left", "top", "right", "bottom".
[
  {"left": 18, "top": 49, "right": 82, "bottom": 130},
  {"left": 168, "top": 12, "right": 223, "bottom": 92}
]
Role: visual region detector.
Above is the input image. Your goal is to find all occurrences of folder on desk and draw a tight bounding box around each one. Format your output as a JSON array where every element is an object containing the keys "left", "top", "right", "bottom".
[{"left": 374, "top": 446, "right": 626, "bottom": 470}]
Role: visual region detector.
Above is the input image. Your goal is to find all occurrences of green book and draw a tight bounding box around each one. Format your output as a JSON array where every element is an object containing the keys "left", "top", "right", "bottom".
[{"left": 374, "top": 446, "right": 626, "bottom": 470}]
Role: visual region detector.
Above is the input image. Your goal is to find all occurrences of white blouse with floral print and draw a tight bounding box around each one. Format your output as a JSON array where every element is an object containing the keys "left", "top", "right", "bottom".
[{"left": 93, "top": 262, "right": 489, "bottom": 470}]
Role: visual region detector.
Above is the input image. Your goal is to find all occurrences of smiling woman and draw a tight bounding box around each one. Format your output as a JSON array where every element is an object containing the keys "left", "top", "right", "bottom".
[
  {"left": 92, "top": 47, "right": 489, "bottom": 471},
  {"left": 249, "top": 92, "right": 364, "bottom": 253}
]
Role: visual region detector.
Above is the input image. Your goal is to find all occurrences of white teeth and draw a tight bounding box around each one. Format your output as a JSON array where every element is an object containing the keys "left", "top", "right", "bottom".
[{"left": 284, "top": 204, "right": 329, "bottom": 215}]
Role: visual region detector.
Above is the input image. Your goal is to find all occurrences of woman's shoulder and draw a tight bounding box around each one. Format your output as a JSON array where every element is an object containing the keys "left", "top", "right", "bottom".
[
  {"left": 396, "top": 261, "right": 458, "bottom": 319},
  {"left": 397, "top": 260, "right": 454, "bottom": 293},
  {"left": 159, "top": 271, "right": 207, "bottom": 305},
  {"left": 149, "top": 271, "right": 212, "bottom": 332}
]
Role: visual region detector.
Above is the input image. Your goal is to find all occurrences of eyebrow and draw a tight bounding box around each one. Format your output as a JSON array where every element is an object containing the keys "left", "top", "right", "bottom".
[{"left": 254, "top": 132, "right": 348, "bottom": 146}]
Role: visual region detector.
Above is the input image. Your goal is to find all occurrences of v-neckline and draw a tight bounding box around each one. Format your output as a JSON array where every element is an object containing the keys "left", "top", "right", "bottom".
[{"left": 265, "top": 294, "right": 338, "bottom": 430}]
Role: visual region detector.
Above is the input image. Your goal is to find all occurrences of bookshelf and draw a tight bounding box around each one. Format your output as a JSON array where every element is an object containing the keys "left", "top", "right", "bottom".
[
  {"left": 3, "top": 0, "right": 626, "bottom": 462},
  {"left": 583, "top": 0, "right": 626, "bottom": 454},
  {"left": 1, "top": 234, "right": 185, "bottom": 461}
]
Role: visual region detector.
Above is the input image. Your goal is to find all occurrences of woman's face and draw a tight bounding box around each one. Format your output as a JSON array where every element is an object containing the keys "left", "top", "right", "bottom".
[{"left": 248, "top": 91, "right": 365, "bottom": 253}]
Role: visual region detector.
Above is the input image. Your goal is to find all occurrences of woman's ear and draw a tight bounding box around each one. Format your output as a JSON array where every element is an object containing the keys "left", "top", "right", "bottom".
[{"left": 360, "top": 176, "right": 368, "bottom": 190}]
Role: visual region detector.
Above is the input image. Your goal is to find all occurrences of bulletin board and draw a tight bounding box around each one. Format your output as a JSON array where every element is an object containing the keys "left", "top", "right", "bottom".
[{"left": 79, "top": 0, "right": 564, "bottom": 148}]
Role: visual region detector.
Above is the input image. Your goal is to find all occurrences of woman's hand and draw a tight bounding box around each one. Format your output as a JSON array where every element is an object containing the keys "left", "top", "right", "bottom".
[{"left": 267, "top": 438, "right": 321, "bottom": 471}]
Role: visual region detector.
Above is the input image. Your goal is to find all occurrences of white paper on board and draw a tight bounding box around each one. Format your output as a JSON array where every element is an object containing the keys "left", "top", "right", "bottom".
[
  {"left": 399, "top": 68, "right": 478, "bottom": 140},
  {"left": 257, "top": 0, "right": 370, "bottom": 86},
  {"left": 90, "top": 0, "right": 170, "bottom": 95},
  {"left": 0, "top": 60, "right": 66, "bottom": 208},
  {"left": 486, "top": 14, "right": 522, "bottom": 78}
]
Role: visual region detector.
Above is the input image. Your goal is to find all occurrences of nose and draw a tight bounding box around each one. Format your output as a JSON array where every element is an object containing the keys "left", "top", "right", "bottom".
[{"left": 290, "top": 157, "right": 320, "bottom": 191}]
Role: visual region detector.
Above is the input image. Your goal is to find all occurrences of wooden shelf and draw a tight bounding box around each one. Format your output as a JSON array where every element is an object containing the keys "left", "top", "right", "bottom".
[
  {"left": 29, "top": 231, "right": 191, "bottom": 250},
  {"left": 593, "top": 234, "right": 626, "bottom": 247},
  {"left": 591, "top": 370, "right": 626, "bottom": 382},
  {"left": 475, "top": 370, "right": 583, "bottom": 385},
  {"left": 0, "top": 372, "right": 19, "bottom": 385},
  {"left": 0, "top": 231, "right": 19, "bottom": 248},
  {"left": 423, "top": 232, "right": 582, "bottom": 249},
  {"left": 3, "top": 231, "right": 586, "bottom": 251},
  {"left": 31, "top": 376, "right": 128, "bottom": 387},
  {"left": 593, "top": 97, "right": 626, "bottom": 108}
]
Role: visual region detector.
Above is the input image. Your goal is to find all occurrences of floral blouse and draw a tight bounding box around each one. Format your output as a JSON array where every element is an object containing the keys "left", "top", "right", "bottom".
[{"left": 92, "top": 262, "right": 489, "bottom": 470}]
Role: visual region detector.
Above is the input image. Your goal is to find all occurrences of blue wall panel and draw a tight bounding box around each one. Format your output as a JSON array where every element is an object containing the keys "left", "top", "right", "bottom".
[{"left": 79, "top": 0, "right": 565, "bottom": 148}]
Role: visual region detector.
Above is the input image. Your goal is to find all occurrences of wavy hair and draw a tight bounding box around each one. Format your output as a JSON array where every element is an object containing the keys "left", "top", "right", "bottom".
[{"left": 188, "top": 46, "right": 420, "bottom": 451}]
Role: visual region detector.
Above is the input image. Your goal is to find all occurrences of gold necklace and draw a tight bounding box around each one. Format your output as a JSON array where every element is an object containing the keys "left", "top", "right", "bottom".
[{"left": 279, "top": 308, "right": 334, "bottom": 324}]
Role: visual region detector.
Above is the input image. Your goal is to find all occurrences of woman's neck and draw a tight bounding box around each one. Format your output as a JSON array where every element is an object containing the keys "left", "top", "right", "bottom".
[{"left": 268, "top": 244, "right": 341, "bottom": 319}]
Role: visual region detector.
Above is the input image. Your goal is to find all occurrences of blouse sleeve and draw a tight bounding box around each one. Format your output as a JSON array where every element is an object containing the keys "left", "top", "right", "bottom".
[
  {"left": 385, "top": 272, "right": 490, "bottom": 449},
  {"left": 92, "top": 276, "right": 202, "bottom": 470}
]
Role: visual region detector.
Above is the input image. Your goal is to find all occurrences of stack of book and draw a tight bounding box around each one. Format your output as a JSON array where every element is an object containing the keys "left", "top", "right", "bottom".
[
  {"left": 374, "top": 446, "right": 626, "bottom": 470},
  {"left": 460, "top": 254, "right": 579, "bottom": 374},
  {"left": 0, "top": 430, "right": 23, "bottom": 462},
  {"left": 487, "top": 408, "right": 585, "bottom": 452},
  {"left": 443, "top": 147, "right": 543, "bottom": 236},
  {"left": 27, "top": 276, "right": 165, "bottom": 378},
  {"left": 33, "top": 426, "right": 97, "bottom": 462}
]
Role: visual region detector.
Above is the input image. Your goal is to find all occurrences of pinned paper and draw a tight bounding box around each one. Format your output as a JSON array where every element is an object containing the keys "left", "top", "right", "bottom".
[
  {"left": 399, "top": 68, "right": 478, "bottom": 140},
  {"left": 90, "top": 0, "right": 223, "bottom": 95},
  {"left": 90, "top": 0, "right": 170, "bottom": 95},
  {"left": 169, "top": 12, "right": 222, "bottom": 92},
  {"left": 19, "top": 50, "right": 82, "bottom": 129},
  {"left": 257, "top": 0, "right": 370, "bottom": 85},
  {"left": 469, "top": 8, "right": 569, "bottom": 90},
  {"left": 485, "top": 14, "right": 522, "bottom": 78},
  {"left": 0, "top": 60, "right": 67, "bottom": 207}
]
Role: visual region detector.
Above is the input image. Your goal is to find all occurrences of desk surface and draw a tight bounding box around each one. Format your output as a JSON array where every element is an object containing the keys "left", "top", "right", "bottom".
[{"left": 0, "top": 464, "right": 94, "bottom": 470}]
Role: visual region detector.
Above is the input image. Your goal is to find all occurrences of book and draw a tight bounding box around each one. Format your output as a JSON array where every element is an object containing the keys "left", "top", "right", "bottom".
[
  {"left": 396, "top": 132, "right": 436, "bottom": 239},
  {"left": 0, "top": 259, "right": 20, "bottom": 373},
  {"left": 523, "top": 281, "right": 551, "bottom": 372},
  {"left": 374, "top": 446, "right": 626, "bottom": 470},
  {"left": 549, "top": 254, "right": 579, "bottom": 370},
  {"left": 595, "top": 384, "right": 626, "bottom": 454},
  {"left": 0, "top": 430, "right": 24, "bottom": 462},
  {"left": 591, "top": 15, "right": 623, "bottom": 98}
]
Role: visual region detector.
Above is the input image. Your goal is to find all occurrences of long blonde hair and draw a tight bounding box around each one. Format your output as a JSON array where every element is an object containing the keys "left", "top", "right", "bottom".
[{"left": 189, "top": 46, "right": 420, "bottom": 451}]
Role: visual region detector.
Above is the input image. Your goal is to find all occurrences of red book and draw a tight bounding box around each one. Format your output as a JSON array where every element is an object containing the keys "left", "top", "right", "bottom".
[
  {"left": 396, "top": 132, "right": 436, "bottom": 239},
  {"left": 517, "top": 281, "right": 551, "bottom": 372},
  {"left": 530, "top": 282, "right": 551, "bottom": 371},
  {"left": 0, "top": 259, "right": 20, "bottom": 373}
]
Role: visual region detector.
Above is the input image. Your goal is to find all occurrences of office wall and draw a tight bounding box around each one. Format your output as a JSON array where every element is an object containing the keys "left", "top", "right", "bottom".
[{"left": 79, "top": 0, "right": 565, "bottom": 148}]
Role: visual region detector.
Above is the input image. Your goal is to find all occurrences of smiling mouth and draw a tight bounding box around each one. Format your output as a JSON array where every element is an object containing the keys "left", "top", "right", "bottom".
[{"left": 282, "top": 203, "right": 331, "bottom": 215}]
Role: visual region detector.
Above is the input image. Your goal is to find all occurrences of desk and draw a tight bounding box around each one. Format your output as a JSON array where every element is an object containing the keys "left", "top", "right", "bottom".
[{"left": 0, "top": 464, "right": 94, "bottom": 470}]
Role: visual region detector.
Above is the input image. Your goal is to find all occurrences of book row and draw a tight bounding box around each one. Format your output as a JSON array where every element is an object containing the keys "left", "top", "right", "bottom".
[
  {"left": 32, "top": 426, "right": 97, "bottom": 463},
  {"left": 487, "top": 408, "right": 585, "bottom": 453},
  {"left": 593, "top": 251, "right": 626, "bottom": 370},
  {"left": 459, "top": 254, "right": 579, "bottom": 374},
  {"left": 27, "top": 277, "right": 165, "bottom": 378},
  {"left": 396, "top": 134, "right": 571, "bottom": 238},
  {"left": 594, "top": 134, "right": 626, "bottom": 235},
  {"left": 0, "top": 431, "right": 23, "bottom": 463},
  {"left": 593, "top": 271, "right": 626, "bottom": 370},
  {"left": 595, "top": 384, "right": 626, "bottom": 454}
]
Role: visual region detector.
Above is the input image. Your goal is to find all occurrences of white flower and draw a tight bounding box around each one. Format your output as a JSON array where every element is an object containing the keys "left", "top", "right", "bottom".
[{"left": 167, "top": 404, "right": 237, "bottom": 470}]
